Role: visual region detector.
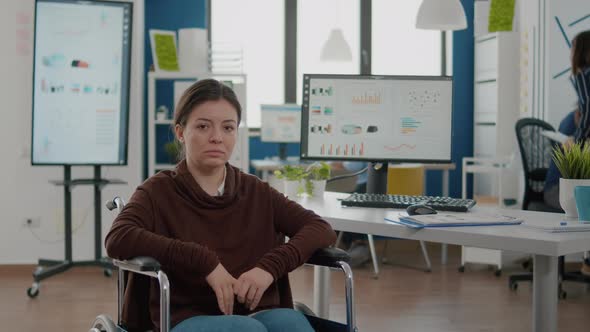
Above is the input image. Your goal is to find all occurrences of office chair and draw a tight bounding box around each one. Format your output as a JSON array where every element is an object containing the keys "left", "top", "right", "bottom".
[
  {"left": 509, "top": 118, "right": 590, "bottom": 298},
  {"left": 90, "top": 197, "right": 358, "bottom": 332}
]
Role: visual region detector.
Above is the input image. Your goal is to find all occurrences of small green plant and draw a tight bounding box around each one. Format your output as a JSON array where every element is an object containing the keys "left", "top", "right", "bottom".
[
  {"left": 274, "top": 165, "right": 307, "bottom": 181},
  {"left": 307, "top": 162, "right": 331, "bottom": 180},
  {"left": 553, "top": 142, "right": 590, "bottom": 179},
  {"left": 164, "top": 141, "right": 182, "bottom": 163},
  {"left": 303, "top": 162, "right": 331, "bottom": 196}
]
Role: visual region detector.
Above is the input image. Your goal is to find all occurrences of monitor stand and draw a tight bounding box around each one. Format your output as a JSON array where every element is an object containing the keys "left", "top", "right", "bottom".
[
  {"left": 366, "top": 162, "right": 388, "bottom": 194},
  {"left": 278, "top": 143, "right": 288, "bottom": 161}
]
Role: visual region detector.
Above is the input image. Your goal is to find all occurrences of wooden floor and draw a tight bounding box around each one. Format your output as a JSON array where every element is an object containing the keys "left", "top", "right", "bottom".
[{"left": 4, "top": 243, "right": 590, "bottom": 332}]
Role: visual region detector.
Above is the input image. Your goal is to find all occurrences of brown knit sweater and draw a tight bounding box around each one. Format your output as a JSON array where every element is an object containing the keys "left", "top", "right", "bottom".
[{"left": 105, "top": 160, "right": 336, "bottom": 330}]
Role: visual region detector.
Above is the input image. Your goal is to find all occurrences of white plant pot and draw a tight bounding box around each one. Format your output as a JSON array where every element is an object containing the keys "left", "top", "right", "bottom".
[
  {"left": 559, "top": 178, "right": 590, "bottom": 218},
  {"left": 283, "top": 180, "right": 302, "bottom": 198},
  {"left": 309, "top": 179, "right": 327, "bottom": 198}
]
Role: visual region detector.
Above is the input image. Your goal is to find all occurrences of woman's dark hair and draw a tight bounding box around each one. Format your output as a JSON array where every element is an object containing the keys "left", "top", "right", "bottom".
[
  {"left": 174, "top": 78, "right": 242, "bottom": 127},
  {"left": 572, "top": 30, "right": 590, "bottom": 74},
  {"left": 172, "top": 79, "right": 241, "bottom": 160}
]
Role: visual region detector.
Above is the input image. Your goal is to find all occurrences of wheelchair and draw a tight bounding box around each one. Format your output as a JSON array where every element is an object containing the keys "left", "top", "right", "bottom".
[{"left": 90, "top": 197, "right": 358, "bottom": 332}]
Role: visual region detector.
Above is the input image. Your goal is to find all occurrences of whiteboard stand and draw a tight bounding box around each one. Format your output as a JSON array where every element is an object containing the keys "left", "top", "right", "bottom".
[{"left": 26, "top": 165, "right": 126, "bottom": 298}]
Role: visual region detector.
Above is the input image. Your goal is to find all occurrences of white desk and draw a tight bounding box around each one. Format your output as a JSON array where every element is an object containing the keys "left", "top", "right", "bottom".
[
  {"left": 296, "top": 192, "right": 590, "bottom": 332},
  {"left": 254, "top": 159, "right": 457, "bottom": 264}
]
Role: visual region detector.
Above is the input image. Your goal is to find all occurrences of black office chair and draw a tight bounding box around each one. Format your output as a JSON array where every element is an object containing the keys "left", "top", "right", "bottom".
[
  {"left": 509, "top": 118, "right": 590, "bottom": 298},
  {"left": 90, "top": 197, "right": 358, "bottom": 332}
]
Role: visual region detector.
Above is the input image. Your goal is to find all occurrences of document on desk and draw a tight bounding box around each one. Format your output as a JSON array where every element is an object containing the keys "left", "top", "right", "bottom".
[
  {"left": 522, "top": 221, "right": 590, "bottom": 233},
  {"left": 541, "top": 130, "right": 569, "bottom": 144},
  {"left": 385, "top": 212, "right": 523, "bottom": 229}
]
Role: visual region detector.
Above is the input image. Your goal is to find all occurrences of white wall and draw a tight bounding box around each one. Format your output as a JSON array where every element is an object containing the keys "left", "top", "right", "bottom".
[
  {"left": 0, "top": 0, "right": 144, "bottom": 264},
  {"left": 519, "top": 0, "right": 590, "bottom": 127}
]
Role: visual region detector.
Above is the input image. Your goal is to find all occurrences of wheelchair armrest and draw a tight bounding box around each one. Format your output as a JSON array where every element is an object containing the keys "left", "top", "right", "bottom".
[
  {"left": 113, "top": 256, "right": 161, "bottom": 273},
  {"left": 306, "top": 247, "right": 350, "bottom": 268}
]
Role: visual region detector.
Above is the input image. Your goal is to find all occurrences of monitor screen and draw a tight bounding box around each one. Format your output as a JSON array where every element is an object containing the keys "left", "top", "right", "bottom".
[
  {"left": 300, "top": 74, "right": 453, "bottom": 163},
  {"left": 31, "top": 0, "right": 132, "bottom": 165},
  {"left": 260, "top": 104, "right": 301, "bottom": 143}
]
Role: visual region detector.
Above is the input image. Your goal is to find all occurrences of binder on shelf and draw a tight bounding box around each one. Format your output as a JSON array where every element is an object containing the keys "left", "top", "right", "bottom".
[{"left": 385, "top": 212, "right": 523, "bottom": 229}]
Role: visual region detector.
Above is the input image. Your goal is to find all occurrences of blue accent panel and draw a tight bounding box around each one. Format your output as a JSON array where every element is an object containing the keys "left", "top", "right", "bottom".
[
  {"left": 155, "top": 80, "right": 176, "bottom": 119},
  {"left": 554, "top": 16, "right": 571, "bottom": 48},
  {"left": 425, "top": 171, "right": 443, "bottom": 196},
  {"left": 155, "top": 124, "right": 177, "bottom": 165},
  {"left": 448, "top": 0, "right": 474, "bottom": 199},
  {"left": 248, "top": 136, "right": 300, "bottom": 173},
  {"left": 569, "top": 14, "right": 590, "bottom": 27},
  {"left": 143, "top": 0, "right": 207, "bottom": 178}
]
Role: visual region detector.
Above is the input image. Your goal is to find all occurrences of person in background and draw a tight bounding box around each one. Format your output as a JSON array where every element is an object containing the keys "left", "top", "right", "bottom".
[
  {"left": 570, "top": 30, "right": 590, "bottom": 143},
  {"left": 105, "top": 79, "right": 336, "bottom": 332}
]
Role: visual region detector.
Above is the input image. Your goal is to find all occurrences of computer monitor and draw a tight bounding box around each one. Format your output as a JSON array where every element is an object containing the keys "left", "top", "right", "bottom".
[
  {"left": 260, "top": 104, "right": 301, "bottom": 160},
  {"left": 31, "top": 0, "right": 132, "bottom": 165},
  {"left": 300, "top": 74, "right": 454, "bottom": 193}
]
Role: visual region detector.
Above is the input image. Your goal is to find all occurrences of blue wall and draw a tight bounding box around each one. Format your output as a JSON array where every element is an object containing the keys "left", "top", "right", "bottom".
[
  {"left": 144, "top": 0, "right": 207, "bottom": 177},
  {"left": 447, "top": 0, "right": 474, "bottom": 198}
]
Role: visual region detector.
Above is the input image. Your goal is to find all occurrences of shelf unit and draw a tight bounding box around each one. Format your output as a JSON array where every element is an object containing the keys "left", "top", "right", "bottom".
[
  {"left": 461, "top": 31, "right": 520, "bottom": 275},
  {"left": 147, "top": 72, "right": 249, "bottom": 176}
]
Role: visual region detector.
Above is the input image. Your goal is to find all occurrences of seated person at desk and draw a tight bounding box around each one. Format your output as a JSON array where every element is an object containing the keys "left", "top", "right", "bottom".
[
  {"left": 105, "top": 79, "right": 336, "bottom": 332},
  {"left": 543, "top": 109, "right": 590, "bottom": 276}
]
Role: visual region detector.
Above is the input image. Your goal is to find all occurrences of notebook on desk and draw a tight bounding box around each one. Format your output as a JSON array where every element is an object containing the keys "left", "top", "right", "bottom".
[{"left": 385, "top": 212, "right": 523, "bottom": 229}]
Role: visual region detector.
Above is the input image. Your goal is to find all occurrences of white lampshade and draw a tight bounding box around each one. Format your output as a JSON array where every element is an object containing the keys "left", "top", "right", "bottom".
[
  {"left": 320, "top": 28, "right": 352, "bottom": 62},
  {"left": 416, "top": 0, "right": 467, "bottom": 31}
]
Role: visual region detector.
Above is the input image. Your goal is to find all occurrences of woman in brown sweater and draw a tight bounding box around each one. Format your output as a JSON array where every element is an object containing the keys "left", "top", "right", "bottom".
[{"left": 105, "top": 79, "right": 336, "bottom": 332}]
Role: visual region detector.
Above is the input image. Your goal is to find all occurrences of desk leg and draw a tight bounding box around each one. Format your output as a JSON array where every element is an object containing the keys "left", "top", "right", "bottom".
[
  {"left": 313, "top": 265, "right": 331, "bottom": 319},
  {"left": 441, "top": 169, "right": 450, "bottom": 265},
  {"left": 532, "top": 255, "right": 558, "bottom": 332}
]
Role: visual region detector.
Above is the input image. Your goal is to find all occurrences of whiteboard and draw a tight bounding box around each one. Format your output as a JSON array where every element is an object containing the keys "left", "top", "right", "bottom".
[{"left": 31, "top": 0, "right": 133, "bottom": 165}]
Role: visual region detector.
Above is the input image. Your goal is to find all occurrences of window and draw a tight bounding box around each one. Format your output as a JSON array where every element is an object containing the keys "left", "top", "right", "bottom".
[
  {"left": 372, "top": 0, "right": 441, "bottom": 75},
  {"left": 211, "top": 0, "right": 285, "bottom": 127},
  {"left": 297, "top": 0, "right": 360, "bottom": 103}
]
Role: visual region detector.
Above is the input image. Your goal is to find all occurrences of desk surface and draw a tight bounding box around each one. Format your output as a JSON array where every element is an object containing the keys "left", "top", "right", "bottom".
[
  {"left": 296, "top": 192, "right": 590, "bottom": 257},
  {"left": 251, "top": 159, "right": 456, "bottom": 171}
]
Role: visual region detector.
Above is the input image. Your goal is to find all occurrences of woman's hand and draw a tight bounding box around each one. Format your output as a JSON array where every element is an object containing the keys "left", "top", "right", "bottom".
[
  {"left": 234, "top": 267, "right": 274, "bottom": 311},
  {"left": 205, "top": 263, "right": 237, "bottom": 315}
]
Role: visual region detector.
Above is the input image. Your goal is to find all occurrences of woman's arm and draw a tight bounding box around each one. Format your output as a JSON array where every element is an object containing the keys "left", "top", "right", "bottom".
[
  {"left": 572, "top": 71, "right": 590, "bottom": 141},
  {"left": 254, "top": 187, "right": 337, "bottom": 280},
  {"left": 104, "top": 188, "right": 220, "bottom": 277}
]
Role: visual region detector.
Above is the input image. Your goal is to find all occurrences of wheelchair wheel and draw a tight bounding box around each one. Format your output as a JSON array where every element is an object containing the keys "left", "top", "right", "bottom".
[
  {"left": 509, "top": 281, "right": 518, "bottom": 291},
  {"left": 89, "top": 314, "right": 117, "bottom": 332},
  {"left": 103, "top": 269, "right": 113, "bottom": 277},
  {"left": 27, "top": 282, "right": 40, "bottom": 298}
]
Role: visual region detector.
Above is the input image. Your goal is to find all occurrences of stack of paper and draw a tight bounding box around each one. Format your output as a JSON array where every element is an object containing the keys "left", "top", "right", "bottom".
[
  {"left": 522, "top": 221, "right": 590, "bottom": 233},
  {"left": 386, "top": 213, "right": 523, "bottom": 229}
]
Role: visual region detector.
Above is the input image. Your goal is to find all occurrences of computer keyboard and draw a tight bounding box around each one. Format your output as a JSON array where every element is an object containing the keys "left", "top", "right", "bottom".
[{"left": 340, "top": 193, "right": 476, "bottom": 212}]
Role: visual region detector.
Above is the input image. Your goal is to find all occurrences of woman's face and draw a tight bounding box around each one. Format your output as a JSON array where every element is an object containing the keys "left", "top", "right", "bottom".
[{"left": 175, "top": 99, "right": 238, "bottom": 171}]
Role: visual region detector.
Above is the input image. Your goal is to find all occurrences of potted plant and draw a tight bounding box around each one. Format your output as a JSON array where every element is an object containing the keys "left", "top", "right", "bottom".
[
  {"left": 274, "top": 165, "right": 307, "bottom": 198},
  {"left": 304, "top": 162, "right": 331, "bottom": 197},
  {"left": 164, "top": 140, "right": 182, "bottom": 164},
  {"left": 553, "top": 142, "right": 590, "bottom": 217}
]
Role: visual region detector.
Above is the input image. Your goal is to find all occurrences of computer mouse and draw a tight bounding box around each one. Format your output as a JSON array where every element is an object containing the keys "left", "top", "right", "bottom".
[{"left": 406, "top": 204, "right": 438, "bottom": 216}]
